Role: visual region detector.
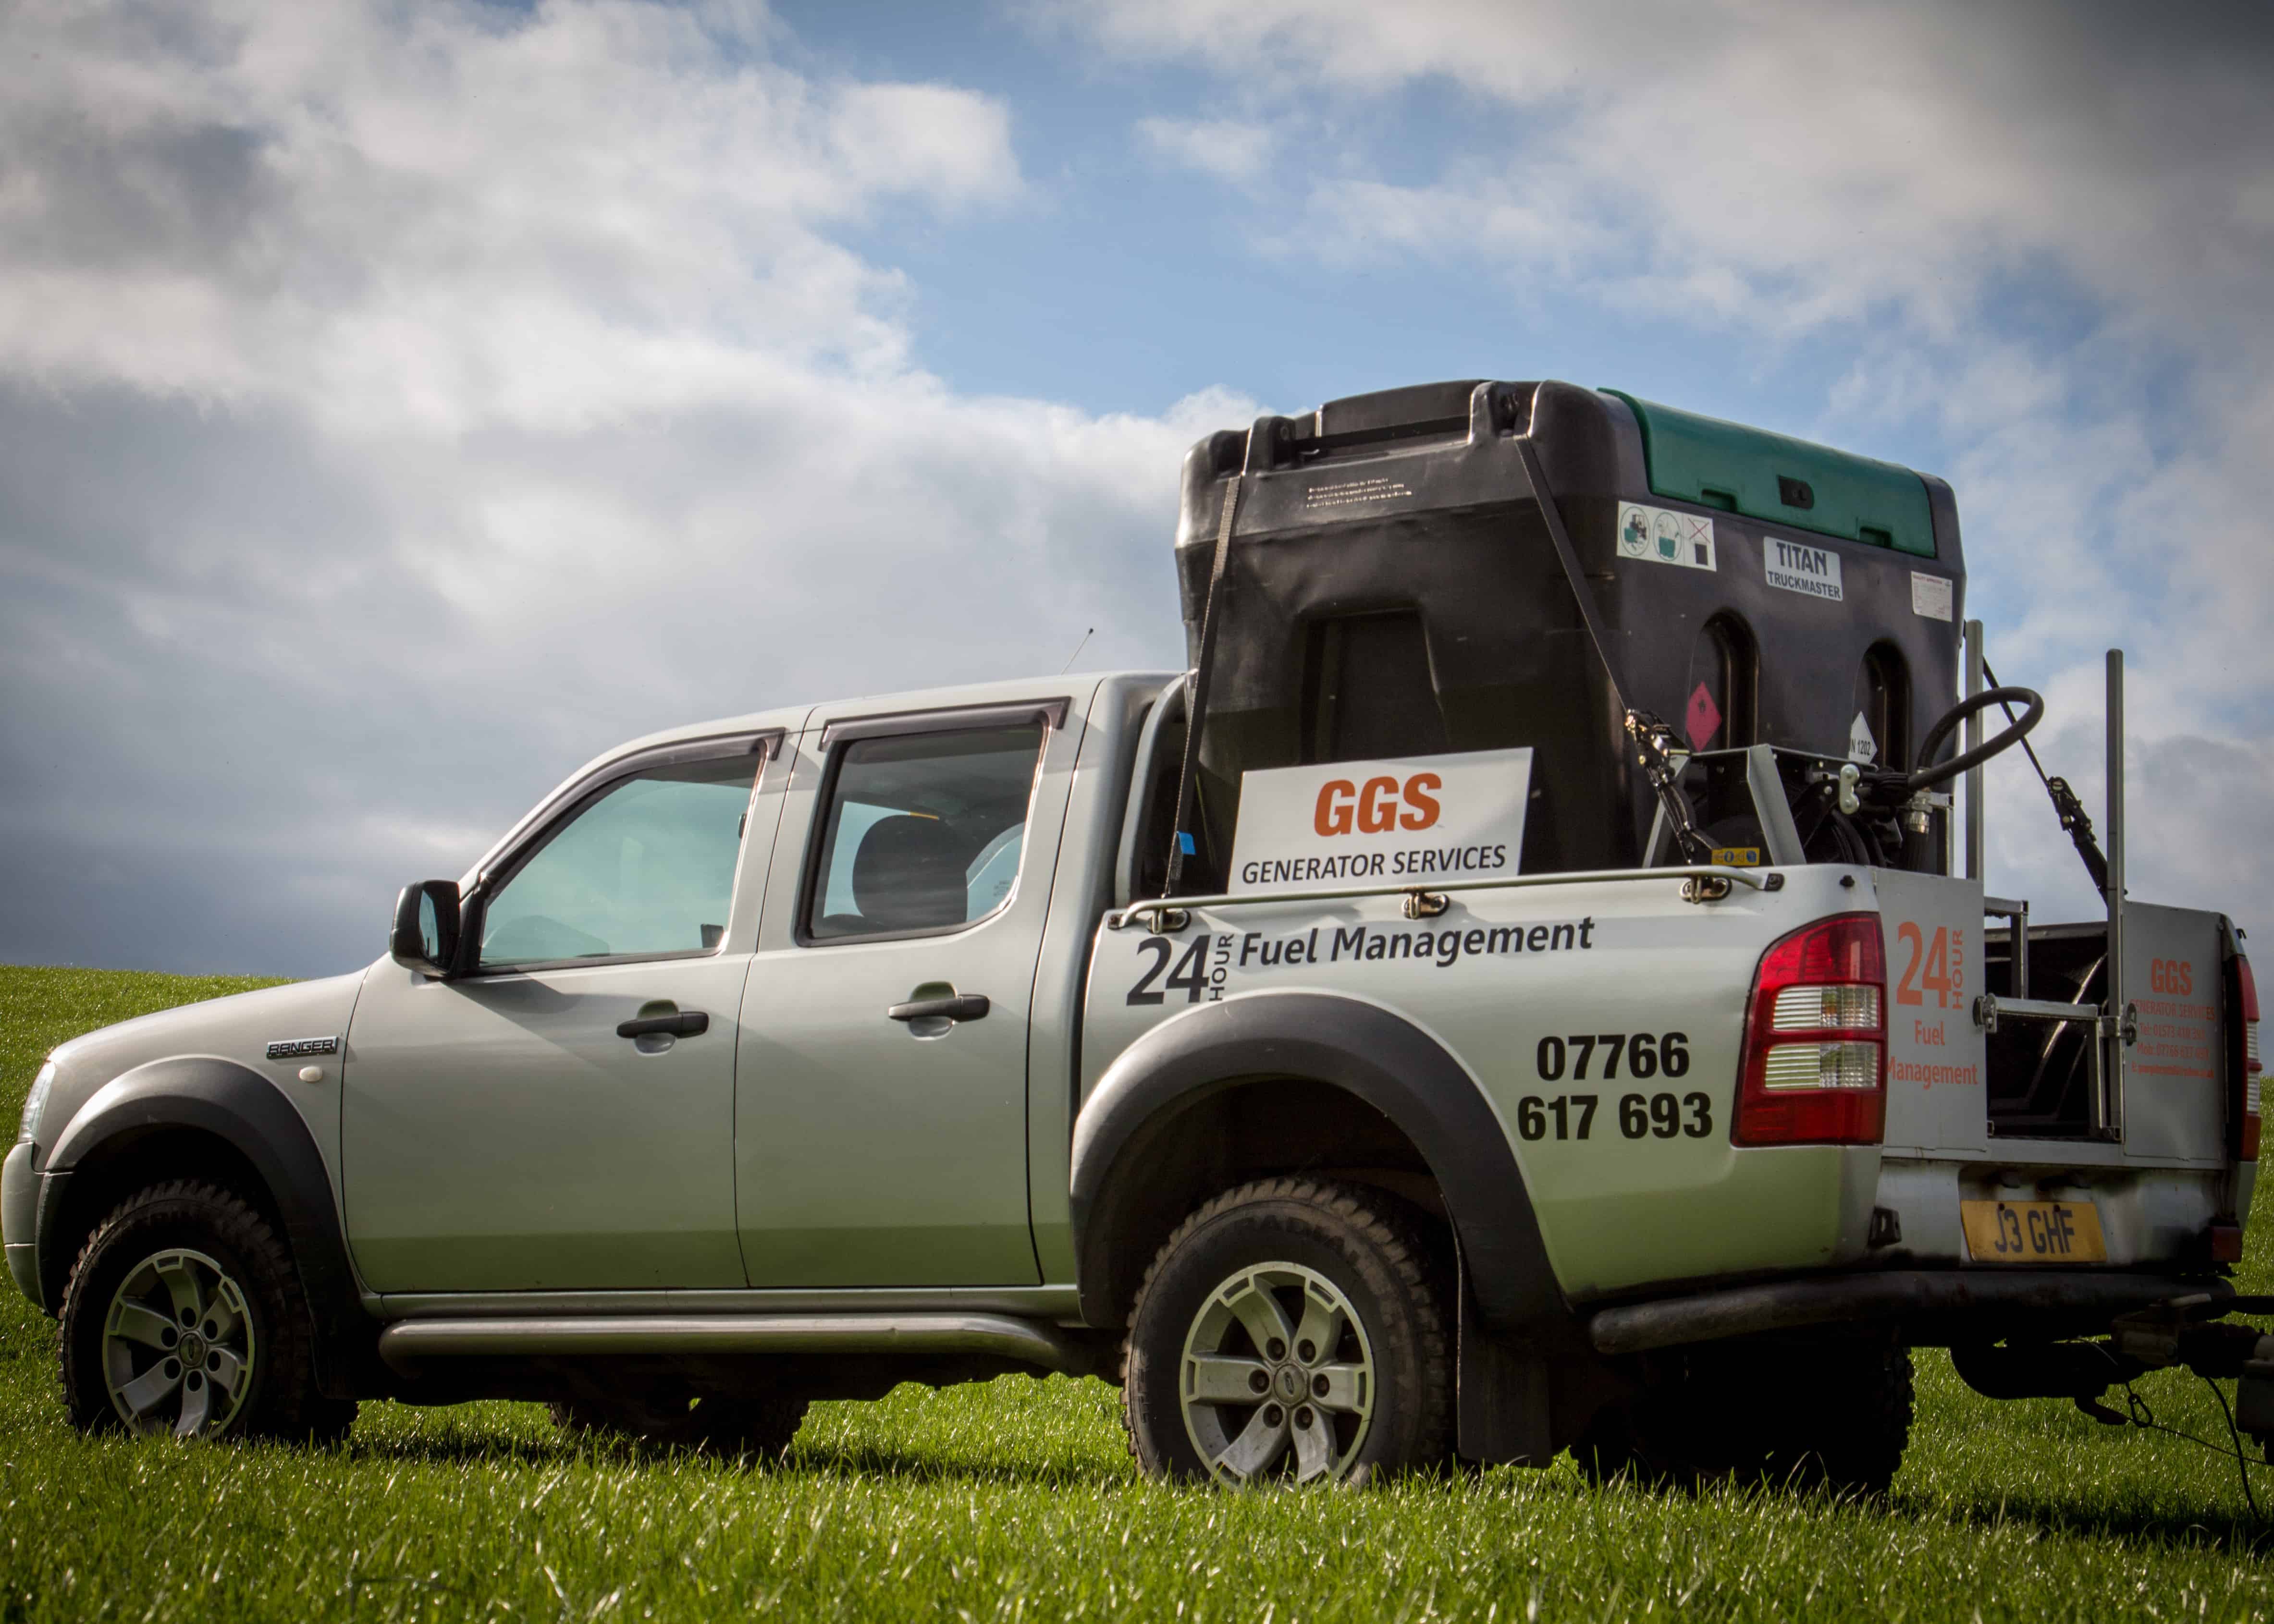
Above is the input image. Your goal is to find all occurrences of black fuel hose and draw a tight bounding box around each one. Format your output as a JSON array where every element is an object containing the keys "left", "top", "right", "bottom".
[{"left": 1906, "top": 685, "right": 2045, "bottom": 793}]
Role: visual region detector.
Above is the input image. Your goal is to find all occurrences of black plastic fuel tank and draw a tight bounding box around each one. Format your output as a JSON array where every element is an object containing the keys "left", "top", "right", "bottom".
[{"left": 1171, "top": 379, "right": 1967, "bottom": 882}]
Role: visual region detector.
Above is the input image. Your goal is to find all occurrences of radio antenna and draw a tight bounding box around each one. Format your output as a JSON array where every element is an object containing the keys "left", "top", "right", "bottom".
[{"left": 1058, "top": 626, "right": 1094, "bottom": 675}]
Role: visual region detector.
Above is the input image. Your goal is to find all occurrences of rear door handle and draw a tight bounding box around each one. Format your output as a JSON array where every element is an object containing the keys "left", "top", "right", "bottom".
[
  {"left": 616, "top": 1011, "right": 711, "bottom": 1039},
  {"left": 887, "top": 994, "right": 990, "bottom": 1024}
]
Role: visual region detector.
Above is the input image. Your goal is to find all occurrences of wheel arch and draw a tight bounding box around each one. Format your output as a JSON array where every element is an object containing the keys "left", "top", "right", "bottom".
[
  {"left": 38, "top": 1056, "right": 370, "bottom": 1393},
  {"left": 1069, "top": 991, "right": 1568, "bottom": 1336}
]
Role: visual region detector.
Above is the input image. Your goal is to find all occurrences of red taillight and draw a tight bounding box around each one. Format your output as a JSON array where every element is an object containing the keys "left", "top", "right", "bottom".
[
  {"left": 1733, "top": 913, "right": 1888, "bottom": 1146},
  {"left": 2239, "top": 956, "right": 2261, "bottom": 1161}
]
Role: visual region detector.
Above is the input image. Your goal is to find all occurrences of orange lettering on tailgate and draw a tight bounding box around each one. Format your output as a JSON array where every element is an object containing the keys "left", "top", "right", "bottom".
[{"left": 1897, "top": 922, "right": 1925, "bottom": 1006}]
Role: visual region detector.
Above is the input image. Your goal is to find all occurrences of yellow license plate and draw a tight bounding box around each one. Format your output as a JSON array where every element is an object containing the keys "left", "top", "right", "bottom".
[{"left": 1960, "top": 1200, "right": 2106, "bottom": 1264}]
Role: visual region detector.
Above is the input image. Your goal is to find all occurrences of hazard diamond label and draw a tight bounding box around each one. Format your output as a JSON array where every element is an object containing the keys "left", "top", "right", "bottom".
[{"left": 1685, "top": 683, "right": 1722, "bottom": 751}]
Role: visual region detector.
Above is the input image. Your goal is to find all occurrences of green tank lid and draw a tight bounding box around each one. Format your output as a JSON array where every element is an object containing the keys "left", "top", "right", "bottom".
[{"left": 1603, "top": 390, "right": 1936, "bottom": 558}]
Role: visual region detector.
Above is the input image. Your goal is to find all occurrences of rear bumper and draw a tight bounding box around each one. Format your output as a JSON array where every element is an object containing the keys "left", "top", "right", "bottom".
[
  {"left": 2, "top": 1141, "right": 40, "bottom": 1310},
  {"left": 1588, "top": 1268, "right": 2229, "bottom": 1355}
]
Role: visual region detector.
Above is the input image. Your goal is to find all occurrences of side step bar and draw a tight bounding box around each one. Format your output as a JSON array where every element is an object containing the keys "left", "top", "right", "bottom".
[
  {"left": 377, "top": 1312, "right": 1089, "bottom": 1376},
  {"left": 1589, "top": 1271, "right": 2229, "bottom": 1356}
]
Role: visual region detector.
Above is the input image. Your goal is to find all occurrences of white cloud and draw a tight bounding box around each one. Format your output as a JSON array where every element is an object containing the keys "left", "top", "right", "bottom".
[
  {"left": 831, "top": 82, "right": 1024, "bottom": 205},
  {"left": 1136, "top": 116, "right": 1276, "bottom": 183},
  {"left": 0, "top": 0, "right": 1025, "bottom": 433},
  {"left": 1064, "top": 0, "right": 2274, "bottom": 331},
  {"left": 0, "top": 0, "right": 1224, "bottom": 972}
]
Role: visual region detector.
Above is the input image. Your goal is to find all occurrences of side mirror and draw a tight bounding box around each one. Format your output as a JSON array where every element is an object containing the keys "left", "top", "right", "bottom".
[{"left": 391, "top": 880, "right": 462, "bottom": 976}]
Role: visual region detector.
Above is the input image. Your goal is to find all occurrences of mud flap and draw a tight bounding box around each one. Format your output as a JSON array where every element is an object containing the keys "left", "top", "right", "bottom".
[{"left": 1456, "top": 1256, "right": 1620, "bottom": 1465}]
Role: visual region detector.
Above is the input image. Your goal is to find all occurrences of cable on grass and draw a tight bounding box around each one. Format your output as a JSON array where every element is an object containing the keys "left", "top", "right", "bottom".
[
  {"left": 2110, "top": 1375, "right": 2266, "bottom": 1520},
  {"left": 2201, "top": 1374, "right": 2263, "bottom": 1521},
  {"left": 2078, "top": 1340, "right": 2271, "bottom": 1518}
]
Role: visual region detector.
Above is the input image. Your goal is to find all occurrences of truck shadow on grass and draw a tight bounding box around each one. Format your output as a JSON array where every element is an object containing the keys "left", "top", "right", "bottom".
[
  {"left": 780, "top": 1442, "right": 1130, "bottom": 1488},
  {"left": 335, "top": 1428, "right": 1132, "bottom": 1489},
  {"left": 332, "top": 1420, "right": 2274, "bottom": 1546},
  {"left": 1893, "top": 1492, "right": 2274, "bottom": 1560}
]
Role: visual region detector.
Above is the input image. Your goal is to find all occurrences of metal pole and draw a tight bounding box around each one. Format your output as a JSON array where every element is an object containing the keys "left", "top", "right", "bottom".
[
  {"left": 1965, "top": 620, "right": 1985, "bottom": 881},
  {"left": 2102, "top": 648, "right": 2126, "bottom": 1140}
]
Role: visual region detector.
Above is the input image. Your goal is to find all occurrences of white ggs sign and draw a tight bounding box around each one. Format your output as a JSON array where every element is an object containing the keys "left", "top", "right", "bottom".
[{"left": 1228, "top": 747, "right": 1534, "bottom": 898}]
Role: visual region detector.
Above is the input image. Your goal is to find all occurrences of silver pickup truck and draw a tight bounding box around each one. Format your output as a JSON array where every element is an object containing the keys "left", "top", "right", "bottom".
[
  {"left": 6, "top": 380, "right": 2262, "bottom": 1491},
  {"left": 2, "top": 668, "right": 2255, "bottom": 1488}
]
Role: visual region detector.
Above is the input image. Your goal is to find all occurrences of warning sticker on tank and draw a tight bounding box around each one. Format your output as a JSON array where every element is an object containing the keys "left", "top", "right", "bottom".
[
  {"left": 1764, "top": 537, "right": 1844, "bottom": 602},
  {"left": 1911, "top": 572, "right": 1954, "bottom": 622},
  {"left": 1848, "top": 712, "right": 1878, "bottom": 764},
  {"left": 1616, "top": 503, "right": 1716, "bottom": 572},
  {"left": 1304, "top": 476, "right": 1416, "bottom": 513}
]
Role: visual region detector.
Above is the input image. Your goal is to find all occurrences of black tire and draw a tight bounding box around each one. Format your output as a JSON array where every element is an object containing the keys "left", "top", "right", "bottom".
[
  {"left": 551, "top": 1385, "right": 809, "bottom": 1459},
  {"left": 1122, "top": 1177, "right": 1451, "bottom": 1486},
  {"left": 59, "top": 1180, "right": 352, "bottom": 1442},
  {"left": 1578, "top": 1339, "right": 1913, "bottom": 1497}
]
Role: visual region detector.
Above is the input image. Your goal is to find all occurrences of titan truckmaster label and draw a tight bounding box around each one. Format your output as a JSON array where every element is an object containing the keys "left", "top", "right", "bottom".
[
  {"left": 1228, "top": 748, "right": 1533, "bottom": 897},
  {"left": 1763, "top": 537, "right": 1845, "bottom": 602}
]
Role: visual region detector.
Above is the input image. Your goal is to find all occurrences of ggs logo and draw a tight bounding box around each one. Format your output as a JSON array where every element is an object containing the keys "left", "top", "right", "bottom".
[{"left": 1314, "top": 773, "right": 1442, "bottom": 837}]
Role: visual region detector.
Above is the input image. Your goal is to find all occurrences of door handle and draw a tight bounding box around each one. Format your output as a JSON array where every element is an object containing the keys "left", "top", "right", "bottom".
[
  {"left": 616, "top": 1010, "right": 711, "bottom": 1039},
  {"left": 887, "top": 994, "right": 990, "bottom": 1024}
]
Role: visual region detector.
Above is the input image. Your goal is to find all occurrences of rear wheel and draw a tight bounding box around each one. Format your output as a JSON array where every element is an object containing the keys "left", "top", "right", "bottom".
[
  {"left": 1122, "top": 1178, "right": 1450, "bottom": 1486},
  {"left": 552, "top": 1384, "right": 808, "bottom": 1459},
  {"left": 60, "top": 1180, "right": 352, "bottom": 1442},
  {"left": 1578, "top": 1339, "right": 1913, "bottom": 1496}
]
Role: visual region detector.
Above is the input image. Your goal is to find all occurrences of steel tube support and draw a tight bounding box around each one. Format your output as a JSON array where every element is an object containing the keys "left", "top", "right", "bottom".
[
  {"left": 1983, "top": 895, "right": 2032, "bottom": 1001},
  {"left": 2102, "top": 649, "right": 2126, "bottom": 1140},
  {"left": 1965, "top": 619, "right": 1986, "bottom": 881}
]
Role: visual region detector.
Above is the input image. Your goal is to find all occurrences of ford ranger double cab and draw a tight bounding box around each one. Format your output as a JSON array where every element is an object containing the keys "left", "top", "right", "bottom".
[{"left": 6, "top": 379, "right": 2261, "bottom": 1490}]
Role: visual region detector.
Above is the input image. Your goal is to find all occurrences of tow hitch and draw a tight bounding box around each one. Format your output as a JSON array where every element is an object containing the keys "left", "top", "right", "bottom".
[
  {"left": 2103, "top": 1295, "right": 2274, "bottom": 1439},
  {"left": 1958, "top": 1294, "right": 2274, "bottom": 1511},
  {"left": 1958, "top": 1294, "right": 2274, "bottom": 1431}
]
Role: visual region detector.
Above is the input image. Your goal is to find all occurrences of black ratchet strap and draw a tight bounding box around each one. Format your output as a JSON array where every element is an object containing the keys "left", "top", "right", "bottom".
[
  {"left": 1162, "top": 473, "right": 1241, "bottom": 895},
  {"left": 1512, "top": 437, "right": 1710, "bottom": 865},
  {"left": 1982, "top": 656, "right": 2110, "bottom": 891}
]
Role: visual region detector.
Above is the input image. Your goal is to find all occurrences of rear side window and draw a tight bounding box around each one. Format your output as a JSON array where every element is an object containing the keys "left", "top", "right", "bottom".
[
  {"left": 479, "top": 757, "right": 759, "bottom": 968},
  {"left": 805, "top": 723, "right": 1044, "bottom": 942}
]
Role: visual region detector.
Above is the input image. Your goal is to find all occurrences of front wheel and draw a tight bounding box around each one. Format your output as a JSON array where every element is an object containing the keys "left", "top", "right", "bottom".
[
  {"left": 59, "top": 1180, "right": 352, "bottom": 1441},
  {"left": 1121, "top": 1178, "right": 1450, "bottom": 1486}
]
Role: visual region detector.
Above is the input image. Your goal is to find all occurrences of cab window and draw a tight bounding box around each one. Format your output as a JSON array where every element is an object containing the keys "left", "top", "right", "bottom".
[
  {"left": 479, "top": 757, "right": 758, "bottom": 968},
  {"left": 805, "top": 723, "right": 1044, "bottom": 942}
]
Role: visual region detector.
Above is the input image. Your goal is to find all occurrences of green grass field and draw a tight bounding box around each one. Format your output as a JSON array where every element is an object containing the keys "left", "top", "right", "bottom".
[{"left": 3, "top": 964, "right": 2272, "bottom": 1621}]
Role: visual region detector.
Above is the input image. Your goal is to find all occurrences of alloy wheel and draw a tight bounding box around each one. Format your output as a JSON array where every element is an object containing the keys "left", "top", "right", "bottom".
[
  {"left": 101, "top": 1247, "right": 256, "bottom": 1438},
  {"left": 1177, "top": 1261, "right": 1375, "bottom": 1484}
]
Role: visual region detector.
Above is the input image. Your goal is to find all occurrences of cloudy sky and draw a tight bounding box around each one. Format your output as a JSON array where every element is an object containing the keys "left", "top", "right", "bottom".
[{"left": 2, "top": 0, "right": 2270, "bottom": 976}]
